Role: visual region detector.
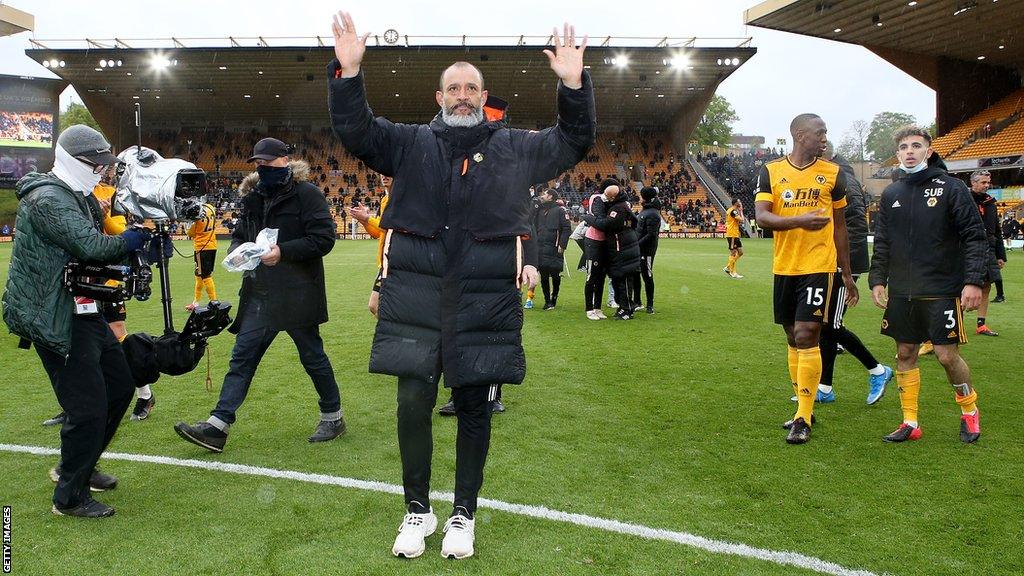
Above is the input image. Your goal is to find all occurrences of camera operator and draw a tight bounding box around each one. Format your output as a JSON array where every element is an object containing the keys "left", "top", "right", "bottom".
[
  {"left": 2, "top": 125, "right": 152, "bottom": 518},
  {"left": 174, "top": 138, "right": 347, "bottom": 452}
]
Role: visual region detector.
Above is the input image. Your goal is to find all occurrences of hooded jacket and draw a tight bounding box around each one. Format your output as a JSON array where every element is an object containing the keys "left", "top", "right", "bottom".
[
  {"left": 869, "top": 154, "right": 987, "bottom": 297},
  {"left": 832, "top": 154, "right": 870, "bottom": 274},
  {"left": 636, "top": 199, "right": 662, "bottom": 256},
  {"left": 585, "top": 198, "right": 641, "bottom": 278},
  {"left": 228, "top": 160, "right": 335, "bottom": 333},
  {"left": 328, "top": 61, "right": 596, "bottom": 387},
  {"left": 533, "top": 200, "right": 571, "bottom": 273},
  {"left": 2, "top": 172, "right": 128, "bottom": 355}
]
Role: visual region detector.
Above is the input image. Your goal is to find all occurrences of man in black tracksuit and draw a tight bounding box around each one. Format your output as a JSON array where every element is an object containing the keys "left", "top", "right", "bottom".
[
  {"left": 583, "top": 185, "right": 640, "bottom": 320},
  {"left": 636, "top": 186, "right": 661, "bottom": 314},
  {"left": 812, "top": 152, "right": 893, "bottom": 405},
  {"left": 329, "top": 14, "right": 595, "bottom": 559},
  {"left": 869, "top": 126, "right": 987, "bottom": 444},
  {"left": 533, "top": 188, "right": 571, "bottom": 309},
  {"left": 968, "top": 170, "right": 1007, "bottom": 326}
]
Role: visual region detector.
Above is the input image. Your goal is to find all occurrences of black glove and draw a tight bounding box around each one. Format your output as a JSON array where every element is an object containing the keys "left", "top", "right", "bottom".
[
  {"left": 146, "top": 233, "right": 174, "bottom": 262},
  {"left": 121, "top": 229, "right": 151, "bottom": 252}
]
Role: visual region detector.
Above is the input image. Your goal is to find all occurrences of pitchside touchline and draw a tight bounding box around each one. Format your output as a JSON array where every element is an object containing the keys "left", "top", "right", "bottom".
[{"left": 0, "top": 443, "right": 881, "bottom": 576}]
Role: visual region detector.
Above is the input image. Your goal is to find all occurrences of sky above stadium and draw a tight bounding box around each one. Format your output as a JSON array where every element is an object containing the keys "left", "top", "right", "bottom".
[{"left": 1, "top": 0, "right": 936, "bottom": 151}]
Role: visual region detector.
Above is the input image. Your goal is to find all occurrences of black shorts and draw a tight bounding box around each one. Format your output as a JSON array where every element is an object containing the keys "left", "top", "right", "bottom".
[
  {"left": 773, "top": 272, "right": 842, "bottom": 326},
  {"left": 194, "top": 249, "right": 217, "bottom": 278},
  {"left": 727, "top": 237, "right": 742, "bottom": 251},
  {"left": 100, "top": 300, "right": 127, "bottom": 323},
  {"left": 881, "top": 297, "right": 966, "bottom": 345}
]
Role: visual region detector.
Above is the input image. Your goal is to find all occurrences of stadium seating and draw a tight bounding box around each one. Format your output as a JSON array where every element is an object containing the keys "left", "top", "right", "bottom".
[
  {"left": 931, "top": 89, "right": 1024, "bottom": 157},
  {"left": 949, "top": 115, "right": 1024, "bottom": 160}
]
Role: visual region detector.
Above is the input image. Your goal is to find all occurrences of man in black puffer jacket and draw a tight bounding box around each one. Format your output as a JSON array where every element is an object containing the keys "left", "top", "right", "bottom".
[
  {"left": 636, "top": 186, "right": 662, "bottom": 314},
  {"left": 583, "top": 184, "right": 640, "bottom": 320},
  {"left": 533, "top": 188, "right": 571, "bottom": 310},
  {"left": 869, "top": 126, "right": 987, "bottom": 444},
  {"left": 329, "top": 14, "right": 595, "bottom": 559},
  {"left": 175, "top": 139, "right": 346, "bottom": 453}
]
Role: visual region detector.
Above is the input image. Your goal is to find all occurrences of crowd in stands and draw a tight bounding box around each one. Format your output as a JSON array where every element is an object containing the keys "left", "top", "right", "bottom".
[
  {"left": 697, "top": 148, "right": 784, "bottom": 214},
  {"left": 0, "top": 111, "right": 53, "bottom": 143}
]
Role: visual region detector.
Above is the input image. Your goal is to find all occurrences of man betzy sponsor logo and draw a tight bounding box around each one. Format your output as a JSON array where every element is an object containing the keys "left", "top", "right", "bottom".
[
  {"left": 781, "top": 188, "right": 822, "bottom": 208},
  {"left": 2, "top": 505, "right": 10, "bottom": 574}
]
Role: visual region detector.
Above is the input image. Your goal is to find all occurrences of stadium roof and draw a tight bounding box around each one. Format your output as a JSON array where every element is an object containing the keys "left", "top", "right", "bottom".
[
  {"left": 25, "top": 35, "right": 754, "bottom": 146},
  {"left": 0, "top": 4, "right": 33, "bottom": 38},
  {"left": 744, "top": 0, "right": 1024, "bottom": 70}
]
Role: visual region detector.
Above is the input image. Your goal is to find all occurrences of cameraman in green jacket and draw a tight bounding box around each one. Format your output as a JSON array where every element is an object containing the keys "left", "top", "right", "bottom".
[{"left": 2, "top": 125, "right": 150, "bottom": 518}]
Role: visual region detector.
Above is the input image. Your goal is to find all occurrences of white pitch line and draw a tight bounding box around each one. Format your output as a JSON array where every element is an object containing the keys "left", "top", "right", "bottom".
[{"left": 1, "top": 443, "right": 881, "bottom": 576}]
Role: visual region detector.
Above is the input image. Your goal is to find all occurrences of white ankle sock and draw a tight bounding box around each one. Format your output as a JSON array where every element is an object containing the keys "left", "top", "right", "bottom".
[
  {"left": 868, "top": 365, "right": 886, "bottom": 376},
  {"left": 137, "top": 385, "right": 152, "bottom": 400}
]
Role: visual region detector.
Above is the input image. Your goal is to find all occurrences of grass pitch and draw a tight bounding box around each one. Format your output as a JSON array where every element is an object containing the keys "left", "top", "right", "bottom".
[{"left": 0, "top": 238, "right": 1021, "bottom": 575}]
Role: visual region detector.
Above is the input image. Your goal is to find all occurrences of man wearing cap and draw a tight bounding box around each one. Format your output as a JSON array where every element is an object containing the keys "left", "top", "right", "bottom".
[
  {"left": 330, "top": 13, "right": 594, "bottom": 560},
  {"left": 174, "top": 138, "right": 346, "bottom": 452},
  {"left": 3, "top": 124, "right": 151, "bottom": 518}
]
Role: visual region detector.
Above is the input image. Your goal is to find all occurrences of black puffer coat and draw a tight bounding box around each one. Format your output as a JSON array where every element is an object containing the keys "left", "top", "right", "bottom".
[
  {"left": 585, "top": 199, "right": 641, "bottom": 278},
  {"left": 832, "top": 154, "right": 870, "bottom": 274},
  {"left": 636, "top": 199, "right": 662, "bottom": 257},
  {"left": 228, "top": 161, "right": 336, "bottom": 334},
  {"left": 533, "top": 201, "right": 571, "bottom": 273},
  {"left": 329, "top": 61, "right": 596, "bottom": 387}
]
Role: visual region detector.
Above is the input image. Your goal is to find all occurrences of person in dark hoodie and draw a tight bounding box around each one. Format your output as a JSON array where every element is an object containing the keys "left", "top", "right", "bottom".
[
  {"left": 2, "top": 125, "right": 151, "bottom": 517},
  {"left": 533, "top": 188, "right": 571, "bottom": 310},
  {"left": 635, "top": 186, "right": 662, "bottom": 314},
  {"left": 583, "top": 183, "right": 641, "bottom": 320},
  {"left": 869, "top": 126, "right": 987, "bottom": 444},
  {"left": 328, "top": 13, "right": 595, "bottom": 560},
  {"left": 174, "top": 138, "right": 347, "bottom": 453},
  {"left": 798, "top": 145, "right": 894, "bottom": 408}
]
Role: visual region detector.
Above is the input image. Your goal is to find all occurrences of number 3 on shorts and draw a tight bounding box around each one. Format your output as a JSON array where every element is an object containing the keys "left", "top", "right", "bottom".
[{"left": 944, "top": 309, "right": 956, "bottom": 329}]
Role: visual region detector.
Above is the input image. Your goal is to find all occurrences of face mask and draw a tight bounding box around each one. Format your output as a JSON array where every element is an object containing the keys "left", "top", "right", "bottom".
[
  {"left": 257, "top": 165, "right": 291, "bottom": 189},
  {"left": 52, "top": 143, "right": 103, "bottom": 195}
]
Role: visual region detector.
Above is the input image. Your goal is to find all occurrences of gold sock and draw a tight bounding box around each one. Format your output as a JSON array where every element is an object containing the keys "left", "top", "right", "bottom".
[
  {"left": 897, "top": 369, "right": 921, "bottom": 424},
  {"left": 527, "top": 287, "right": 535, "bottom": 300},
  {"left": 203, "top": 277, "right": 218, "bottom": 300},
  {"left": 193, "top": 277, "right": 203, "bottom": 302},
  {"left": 787, "top": 346, "right": 799, "bottom": 397},
  {"left": 955, "top": 389, "right": 978, "bottom": 415},
  {"left": 795, "top": 347, "right": 821, "bottom": 424},
  {"left": 727, "top": 255, "right": 736, "bottom": 273}
]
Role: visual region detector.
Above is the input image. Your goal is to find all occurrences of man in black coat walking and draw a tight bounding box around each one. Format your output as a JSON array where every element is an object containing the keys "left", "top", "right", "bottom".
[
  {"left": 329, "top": 13, "right": 595, "bottom": 560},
  {"left": 175, "top": 138, "right": 346, "bottom": 453},
  {"left": 533, "top": 188, "right": 571, "bottom": 309},
  {"left": 636, "top": 186, "right": 662, "bottom": 314}
]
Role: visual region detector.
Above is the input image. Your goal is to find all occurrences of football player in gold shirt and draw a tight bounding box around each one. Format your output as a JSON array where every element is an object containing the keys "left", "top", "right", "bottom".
[{"left": 754, "top": 114, "right": 858, "bottom": 444}]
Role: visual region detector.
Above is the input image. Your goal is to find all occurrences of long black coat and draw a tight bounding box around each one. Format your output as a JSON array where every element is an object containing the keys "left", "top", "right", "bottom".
[
  {"left": 329, "top": 61, "right": 596, "bottom": 387},
  {"left": 227, "top": 163, "right": 335, "bottom": 334},
  {"left": 533, "top": 201, "right": 571, "bottom": 273},
  {"left": 586, "top": 199, "right": 641, "bottom": 278}
]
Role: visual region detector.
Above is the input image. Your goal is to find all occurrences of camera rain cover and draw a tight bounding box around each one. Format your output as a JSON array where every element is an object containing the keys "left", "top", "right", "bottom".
[{"left": 116, "top": 146, "right": 202, "bottom": 220}]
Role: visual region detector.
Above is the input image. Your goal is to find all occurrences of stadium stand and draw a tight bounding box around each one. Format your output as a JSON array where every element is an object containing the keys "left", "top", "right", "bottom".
[{"left": 932, "top": 89, "right": 1024, "bottom": 158}]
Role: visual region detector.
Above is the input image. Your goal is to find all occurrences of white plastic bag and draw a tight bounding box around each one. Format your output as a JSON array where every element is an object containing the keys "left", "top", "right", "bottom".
[
  {"left": 569, "top": 221, "right": 588, "bottom": 241},
  {"left": 222, "top": 228, "right": 278, "bottom": 272}
]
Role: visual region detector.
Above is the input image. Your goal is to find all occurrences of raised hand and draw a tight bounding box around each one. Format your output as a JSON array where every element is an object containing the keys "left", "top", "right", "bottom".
[
  {"left": 331, "top": 11, "right": 369, "bottom": 77},
  {"left": 543, "top": 23, "right": 587, "bottom": 89}
]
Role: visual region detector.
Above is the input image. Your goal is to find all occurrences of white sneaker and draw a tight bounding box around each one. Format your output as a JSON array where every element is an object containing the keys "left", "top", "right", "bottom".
[
  {"left": 586, "top": 310, "right": 601, "bottom": 320},
  {"left": 595, "top": 310, "right": 608, "bottom": 320},
  {"left": 730, "top": 272, "right": 744, "bottom": 279},
  {"left": 441, "top": 511, "right": 475, "bottom": 559},
  {"left": 608, "top": 300, "right": 619, "bottom": 309},
  {"left": 392, "top": 507, "right": 437, "bottom": 559}
]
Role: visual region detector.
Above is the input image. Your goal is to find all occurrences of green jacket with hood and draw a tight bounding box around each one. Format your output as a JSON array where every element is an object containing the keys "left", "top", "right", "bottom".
[{"left": 2, "top": 172, "right": 128, "bottom": 357}]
